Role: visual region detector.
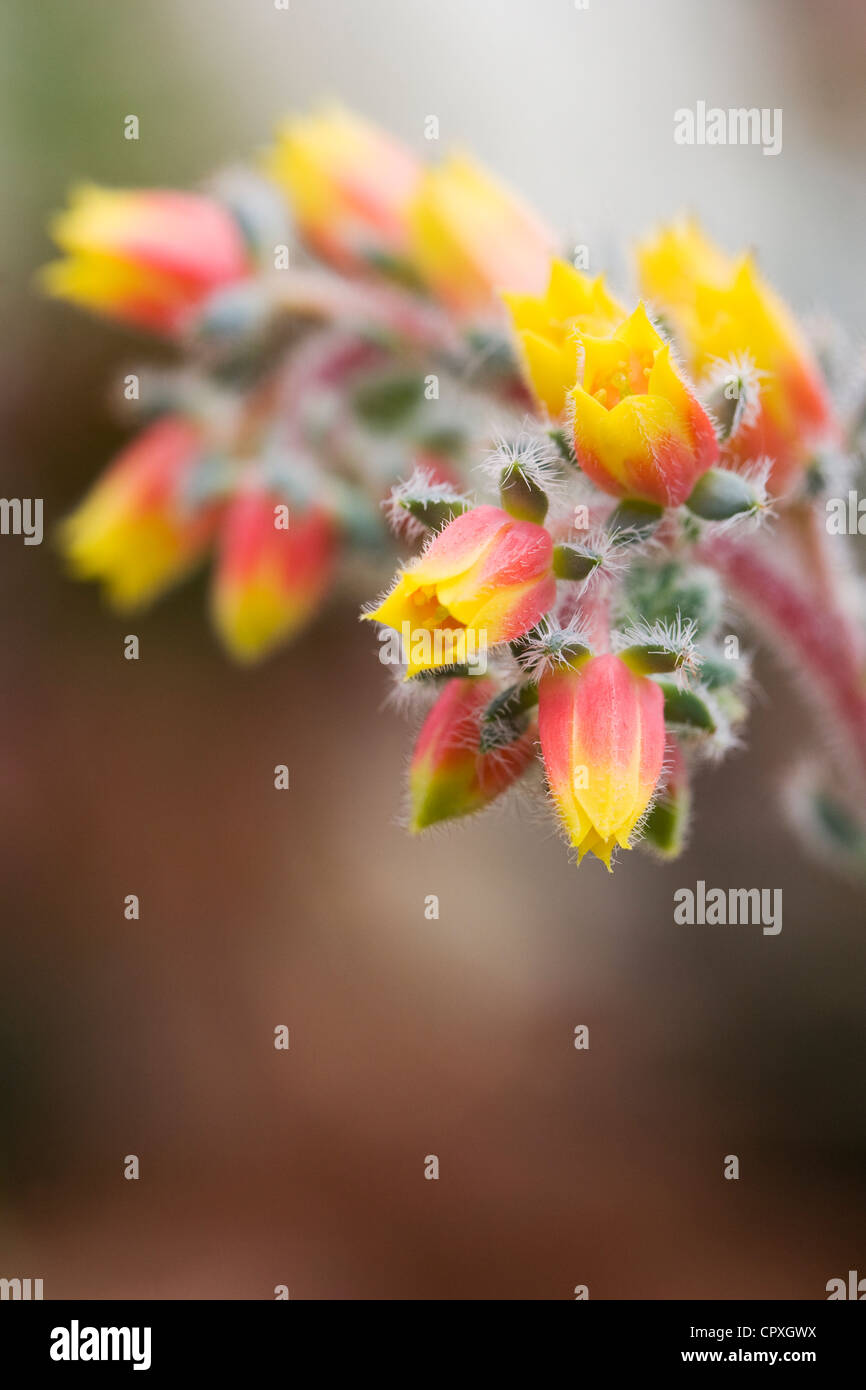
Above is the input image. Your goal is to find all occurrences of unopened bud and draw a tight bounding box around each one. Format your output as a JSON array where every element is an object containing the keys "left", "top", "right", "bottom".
[
  {"left": 552, "top": 542, "right": 599, "bottom": 580},
  {"left": 401, "top": 496, "right": 471, "bottom": 530},
  {"left": 500, "top": 464, "right": 549, "bottom": 523},
  {"left": 607, "top": 498, "right": 664, "bottom": 542},
  {"left": 685, "top": 468, "right": 762, "bottom": 521},
  {"left": 642, "top": 738, "right": 691, "bottom": 859},
  {"left": 657, "top": 680, "right": 716, "bottom": 732},
  {"left": 705, "top": 371, "right": 753, "bottom": 441}
]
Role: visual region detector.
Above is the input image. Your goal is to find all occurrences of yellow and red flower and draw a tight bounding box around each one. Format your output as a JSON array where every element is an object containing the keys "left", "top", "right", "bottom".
[
  {"left": 365, "top": 504, "right": 556, "bottom": 676},
  {"left": 638, "top": 218, "right": 834, "bottom": 493},
  {"left": 409, "top": 676, "right": 534, "bottom": 830},
  {"left": 538, "top": 652, "right": 665, "bottom": 867},
  {"left": 41, "top": 186, "right": 251, "bottom": 333},
  {"left": 266, "top": 106, "right": 422, "bottom": 272},
  {"left": 211, "top": 486, "right": 336, "bottom": 663},
  {"left": 503, "top": 259, "right": 626, "bottom": 417},
  {"left": 408, "top": 154, "right": 555, "bottom": 317},
  {"left": 61, "top": 416, "right": 217, "bottom": 610},
  {"left": 569, "top": 302, "right": 719, "bottom": 507}
]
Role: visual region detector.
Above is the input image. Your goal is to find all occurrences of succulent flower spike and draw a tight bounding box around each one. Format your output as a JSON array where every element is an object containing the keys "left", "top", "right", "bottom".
[
  {"left": 42, "top": 107, "right": 866, "bottom": 880},
  {"left": 569, "top": 303, "right": 719, "bottom": 507},
  {"left": 265, "top": 105, "right": 422, "bottom": 274},
  {"left": 211, "top": 485, "right": 336, "bottom": 663},
  {"left": 503, "top": 259, "right": 626, "bottom": 417},
  {"left": 538, "top": 651, "right": 666, "bottom": 868},
  {"left": 409, "top": 676, "right": 535, "bottom": 830},
  {"left": 638, "top": 218, "right": 835, "bottom": 493},
  {"left": 60, "top": 417, "right": 218, "bottom": 610},
  {"left": 40, "top": 186, "right": 251, "bottom": 333},
  {"left": 407, "top": 154, "right": 555, "bottom": 317},
  {"left": 363, "top": 505, "right": 556, "bottom": 677}
]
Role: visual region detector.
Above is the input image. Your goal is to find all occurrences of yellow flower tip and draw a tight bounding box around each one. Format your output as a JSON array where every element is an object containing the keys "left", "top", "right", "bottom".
[{"left": 212, "top": 585, "right": 311, "bottom": 665}]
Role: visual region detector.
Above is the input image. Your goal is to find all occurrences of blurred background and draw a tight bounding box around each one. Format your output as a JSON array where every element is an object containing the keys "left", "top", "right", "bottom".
[{"left": 1, "top": 0, "right": 865, "bottom": 1299}]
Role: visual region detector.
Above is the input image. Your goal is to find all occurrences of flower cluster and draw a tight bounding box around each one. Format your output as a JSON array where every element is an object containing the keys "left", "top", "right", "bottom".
[{"left": 44, "top": 106, "right": 866, "bottom": 871}]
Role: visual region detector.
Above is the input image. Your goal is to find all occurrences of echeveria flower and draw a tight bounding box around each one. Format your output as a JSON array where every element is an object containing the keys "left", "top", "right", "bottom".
[
  {"left": 41, "top": 186, "right": 251, "bottom": 333},
  {"left": 364, "top": 505, "right": 556, "bottom": 676},
  {"left": 503, "top": 259, "right": 625, "bottom": 417},
  {"left": 211, "top": 487, "right": 336, "bottom": 663},
  {"left": 538, "top": 652, "right": 665, "bottom": 867},
  {"left": 61, "top": 417, "right": 217, "bottom": 610},
  {"left": 409, "top": 676, "right": 534, "bottom": 830},
  {"left": 408, "top": 154, "right": 554, "bottom": 316},
  {"left": 569, "top": 303, "right": 719, "bottom": 506},
  {"left": 266, "top": 105, "right": 422, "bottom": 272},
  {"left": 638, "top": 218, "right": 834, "bottom": 493}
]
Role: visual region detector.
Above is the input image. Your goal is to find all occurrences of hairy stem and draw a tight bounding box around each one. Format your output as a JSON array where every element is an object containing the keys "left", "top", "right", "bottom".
[{"left": 699, "top": 528, "right": 866, "bottom": 790}]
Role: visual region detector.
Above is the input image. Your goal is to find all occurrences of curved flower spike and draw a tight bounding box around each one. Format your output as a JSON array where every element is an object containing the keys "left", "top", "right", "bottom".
[
  {"left": 538, "top": 651, "right": 665, "bottom": 868},
  {"left": 569, "top": 303, "right": 719, "bottom": 506}
]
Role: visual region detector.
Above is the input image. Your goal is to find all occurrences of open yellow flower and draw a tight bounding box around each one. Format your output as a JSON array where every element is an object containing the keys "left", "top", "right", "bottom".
[
  {"left": 364, "top": 505, "right": 555, "bottom": 677},
  {"left": 503, "top": 259, "right": 625, "bottom": 417},
  {"left": 569, "top": 303, "right": 719, "bottom": 507},
  {"left": 638, "top": 218, "right": 834, "bottom": 492}
]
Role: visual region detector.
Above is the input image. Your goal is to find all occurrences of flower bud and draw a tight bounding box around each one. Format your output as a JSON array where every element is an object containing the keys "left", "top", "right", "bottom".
[
  {"left": 266, "top": 106, "right": 422, "bottom": 273},
  {"left": 499, "top": 463, "right": 549, "bottom": 524},
  {"left": 41, "top": 186, "right": 251, "bottom": 333},
  {"left": 538, "top": 652, "right": 666, "bottom": 867},
  {"left": 656, "top": 680, "right": 716, "bottom": 732},
  {"left": 211, "top": 486, "right": 336, "bottom": 663},
  {"left": 641, "top": 737, "right": 691, "bottom": 859},
  {"left": 409, "top": 677, "right": 534, "bottom": 830},
  {"left": 61, "top": 417, "right": 218, "bottom": 610},
  {"left": 684, "top": 467, "right": 764, "bottom": 521},
  {"left": 408, "top": 155, "right": 554, "bottom": 317},
  {"left": 552, "top": 543, "right": 600, "bottom": 580}
]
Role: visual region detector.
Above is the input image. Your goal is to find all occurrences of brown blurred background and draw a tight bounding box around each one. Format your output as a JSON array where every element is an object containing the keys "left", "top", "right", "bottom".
[{"left": 0, "top": 0, "right": 864, "bottom": 1299}]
